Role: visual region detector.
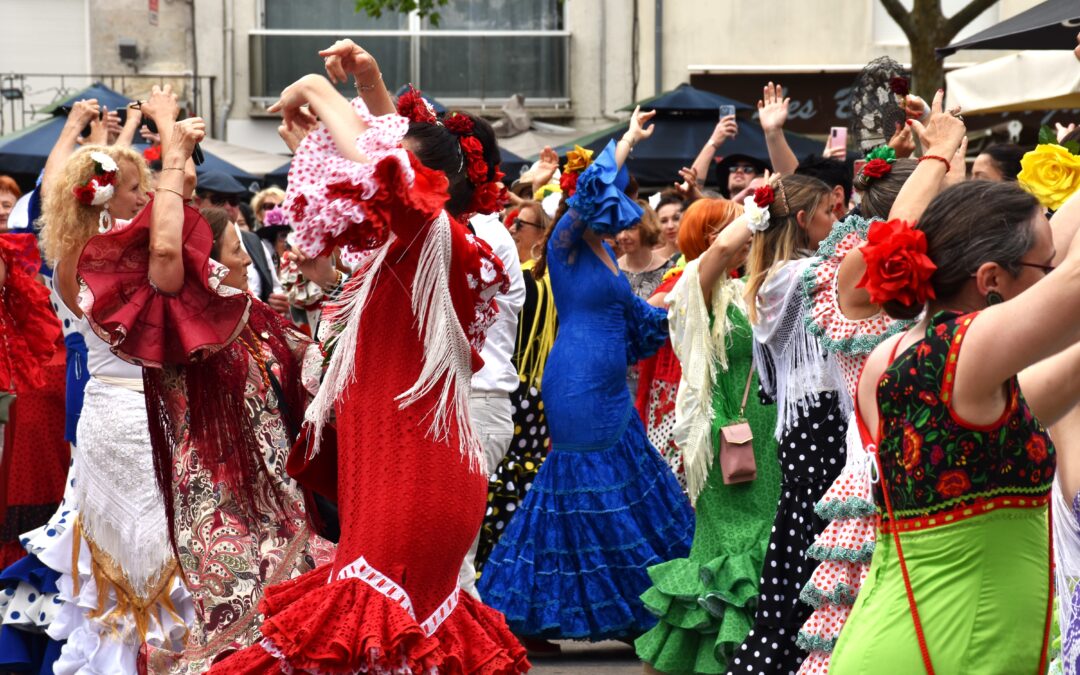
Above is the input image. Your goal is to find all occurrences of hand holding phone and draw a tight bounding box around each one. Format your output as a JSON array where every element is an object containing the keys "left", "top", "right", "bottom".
[
  {"left": 718, "top": 104, "right": 736, "bottom": 119},
  {"left": 827, "top": 126, "right": 848, "bottom": 161}
]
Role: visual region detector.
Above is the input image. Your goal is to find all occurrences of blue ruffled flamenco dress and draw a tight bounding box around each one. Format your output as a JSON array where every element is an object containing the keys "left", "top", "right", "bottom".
[{"left": 477, "top": 140, "right": 695, "bottom": 640}]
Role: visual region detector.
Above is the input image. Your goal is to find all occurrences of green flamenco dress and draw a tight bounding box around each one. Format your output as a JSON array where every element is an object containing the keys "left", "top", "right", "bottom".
[{"left": 636, "top": 266, "right": 781, "bottom": 674}]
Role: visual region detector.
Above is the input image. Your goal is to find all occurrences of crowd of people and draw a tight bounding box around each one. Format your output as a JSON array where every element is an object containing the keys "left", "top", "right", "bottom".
[{"left": 1, "top": 34, "right": 1080, "bottom": 675}]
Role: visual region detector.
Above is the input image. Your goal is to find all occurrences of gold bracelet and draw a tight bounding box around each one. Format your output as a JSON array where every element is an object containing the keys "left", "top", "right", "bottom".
[
  {"left": 160, "top": 166, "right": 185, "bottom": 172},
  {"left": 156, "top": 187, "right": 185, "bottom": 199}
]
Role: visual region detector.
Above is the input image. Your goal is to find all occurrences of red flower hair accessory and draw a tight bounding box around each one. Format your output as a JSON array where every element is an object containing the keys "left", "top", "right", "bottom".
[
  {"left": 753, "top": 185, "right": 775, "bottom": 208},
  {"left": 459, "top": 135, "right": 489, "bottom": 186},
  {"left": 444, "top": 112, "right": 475, "bottom": 136},
  {"left": 559, "top": 171, "right": 579, "bottom": 197},
  {"left": 468, "top": 168, "right": 507, "bottom": 215},
  {"left": 72, "top": 151, "right": 119, "bottom": 207},
  {"left": 396, "top": 86, "right": 437, "bottom": 125},
  {"left": 861, "top": 158, "right": 893, "bottom": 179},
  {"left": 856, "top": 219, "right": 937, "bottom": 307}
]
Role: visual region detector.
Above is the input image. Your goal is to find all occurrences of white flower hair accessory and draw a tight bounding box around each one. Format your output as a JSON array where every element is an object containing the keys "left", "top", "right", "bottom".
[
  {"left": 743, "top": 183, "right": 779, "bottom": 233},
  {"left": 73, "top": 151, "right": 121, "bottom": 232}
]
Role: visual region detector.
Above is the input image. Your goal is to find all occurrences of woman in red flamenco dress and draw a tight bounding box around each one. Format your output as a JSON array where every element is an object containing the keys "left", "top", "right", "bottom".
[
  {"left": 210, "top": 42, "right": 529, "bottom": 675},
  {"left": 0, "top": 233, "right": 66, "bottom": 567}
]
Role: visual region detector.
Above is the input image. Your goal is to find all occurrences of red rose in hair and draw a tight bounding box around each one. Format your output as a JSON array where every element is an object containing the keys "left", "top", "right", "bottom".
[
  {"left": 97, "top": 171, "right": 117, "bottom": 187},
  {"left": 856, "top": 219, "right": 936, "bottom": 307},
  {"left": 889, "top": 76, "right": 910, "bottom": 97},
  {"left": 753, "top": 185, "right": 775, "bottom": 208},
  {"left": 444, "top": 113, "right": 475, "bottom": 136},
  {"left": 469, "top": 180, "right": 508, "bottom": 216},
  {"left": 935, "top": 469, "right": 970, "bottom": 499},
  {"left": 73, "top": 184, "right": 96, "bottom": 206},
  {"left": 396, "top": 87, "right": 436, "bottom": 125},
  {"left": 861, "top": 158, "right": 892, "bottom": 180},
  {"left": 459, "top": 136, "right": 489, "bottom": 185}
]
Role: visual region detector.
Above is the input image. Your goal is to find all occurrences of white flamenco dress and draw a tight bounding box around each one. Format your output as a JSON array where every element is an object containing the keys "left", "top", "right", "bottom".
[{"left": 0, "top": 310, "right": 192, "bottom": 673}]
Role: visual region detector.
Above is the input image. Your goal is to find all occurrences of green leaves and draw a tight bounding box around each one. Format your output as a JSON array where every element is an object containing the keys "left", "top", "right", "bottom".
[
  {"left": 1038, "top": 124, "right": 1080, "bottom": 155},
  {"left": 354, "top": 0, "right": 449, "bottom": 25}
]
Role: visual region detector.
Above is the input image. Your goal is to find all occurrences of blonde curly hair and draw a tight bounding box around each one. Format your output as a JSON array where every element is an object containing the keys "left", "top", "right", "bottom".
[
  {"left": 39, "top": 145, "right": 150, "bottom": 266},
  {"left": 250, "top": 186, "right": 286, "bottom": 219}
]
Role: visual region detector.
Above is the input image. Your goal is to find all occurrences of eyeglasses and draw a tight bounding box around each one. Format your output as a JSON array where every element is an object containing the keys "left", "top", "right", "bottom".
[
  {"left": 1018, "top": 261, "right": 1056, "bottom": 275},
  {"left": 204, "top": 193, "right": 240, "bottom": 207},
  {"left": 258, "top": 201, "right": 281, "bottom": 212},
  {"left": 729, "top": 165, "right": 758, "bottom": 175},
  {"left": 513, "top": 217, "right": 542, "bottom": 230}
]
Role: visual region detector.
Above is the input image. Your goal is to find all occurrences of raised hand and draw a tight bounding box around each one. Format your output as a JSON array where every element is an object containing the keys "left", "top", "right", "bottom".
[
  {"left": 908, "top": 89, "right": 966, "bottom": 159},
  {"left": 624, "top": 105, "right": 657, "bottom": 146},
  {"left": 710, "top": 115, "right": 738, "bottom": 148},
  {"left": 757, "top": 82, "right": 790, "bottom": 133},
  {"left": 1058, "top": 122, "right": 1078, "bottom": 143},
  {"left": 141, "top": 84, "right": 180, "bottom": 126},
  {"left": 67, "top": 98, "right": 100, "bottom": 130},
  {"left": 278, "top": 122, "right": 312, "bottom": 153},
  {"left": 887, "top": 121, "right": 916, "bottom": 158},
  {"left": 530, "top": 145, "right": 560, "bottom": 193},
  {"left": 170, "top": 117, "right": 206, "bottom": 160},
  {"left": 80, "top": 106, "right": 111, "bottom": 145},
  {"left": 268, "top": 75, "right": 322, "bottom": 132},
  {"left": 319, "top": 38, "right": 381, "bottom": 89},
  {"left": 140, "top": 124, "right": 161, "bottom": 146},
  {"left": 944, "top": 136, "right": 969, "bottom": 187},
  {"left": 673, "top": 166, "right": 703, "bottom": 201}
]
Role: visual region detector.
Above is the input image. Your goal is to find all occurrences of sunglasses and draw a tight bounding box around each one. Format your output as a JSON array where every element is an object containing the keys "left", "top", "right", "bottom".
[
  {"left": 1018, "top": 261, "right": 1055, "bottom": 275},
  {"left": 258, "top": 202, "right": 281, "bottom": 212},
  {"left": 204, "top": 193, "right": 240, "bottom": 207},
  {"left": 729, "top": 165, "right": 759, "bottom": 175},
  {"left": 513, "top": 217, "right": 542, "bottom": 230}
]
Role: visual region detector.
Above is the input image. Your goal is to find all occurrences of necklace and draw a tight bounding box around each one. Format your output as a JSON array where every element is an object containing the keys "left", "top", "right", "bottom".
[{"left": 235, "top": 330, "right": 272, "bottom": 391}]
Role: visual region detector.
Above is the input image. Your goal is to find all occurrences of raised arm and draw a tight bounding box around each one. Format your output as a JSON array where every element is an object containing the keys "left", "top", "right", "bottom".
[
  {"left": 114, "top": 105, "right": 143, "bottom": 147},
  {"left": 149, "top": 118, "right": 206, "bottom": 294},
  {"left": 888, "top": 90, "right": 966, "bottom": 222},
  {"left": 698, "top": 213, "right": 752, "bottom": 303},
  {"left": 758, "top": 82, "right": 798, "bottom": 175},
  {"left": 269, "top": 75, "right": 369, "bottom": 163},
  {"left": 41, "top": 99, "right": 100, "bottom": 198},
  {"left": 691, "top": 116, "right": 738, "bottom": 184}
]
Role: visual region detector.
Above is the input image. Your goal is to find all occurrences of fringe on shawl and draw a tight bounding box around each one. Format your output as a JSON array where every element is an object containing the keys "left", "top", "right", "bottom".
[
  {"left": 304, "top": 238, "right": 393, "bottom": 459},
  {"left": 1054, "top": 476, "right": 1080, "bottom": 674},
  {"left": 668, "top": 260, "right": 745, "bottom": 505},
  {"left": 752, "top": 259, "right": 849, "bottom": 440},
  {"left": 395, "top": 211, "right": 484, "bottom": 473},
  {"left": 517, "top": 260, "right": 557, "bottom": 387}
]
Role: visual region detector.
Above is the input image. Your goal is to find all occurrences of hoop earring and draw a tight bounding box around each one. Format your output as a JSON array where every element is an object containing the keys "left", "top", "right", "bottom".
[
  {"left": 530, "top": 243, "right": 542, "bottom": 261},
  {"left": 97, "top": 205, "right": 113, "bottom": 234},
  {"left": 985, "top": 290, "right": 1004, "bottom": 306}
]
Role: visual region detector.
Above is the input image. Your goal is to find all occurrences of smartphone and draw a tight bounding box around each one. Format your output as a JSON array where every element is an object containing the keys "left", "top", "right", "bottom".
[
  {"left": 718, "top": 104, "right": 736, "bottom": 119},
  {"left": 829, "top": 126, "right": 848, "bottom": 152}
]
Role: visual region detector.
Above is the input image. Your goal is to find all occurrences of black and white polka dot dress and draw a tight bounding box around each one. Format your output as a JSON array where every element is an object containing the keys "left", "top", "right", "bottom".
[{"left": 728, "top": 390, "right": 847, "bottom": 675}]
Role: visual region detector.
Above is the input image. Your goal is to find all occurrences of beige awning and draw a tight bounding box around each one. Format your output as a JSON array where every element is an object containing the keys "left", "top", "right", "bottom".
[
  {"left": 946, "top": 50, "right": 1080, "bottom": 115},
  {"left": 198, "top": 137, "right": 290, "bottom": 177}
]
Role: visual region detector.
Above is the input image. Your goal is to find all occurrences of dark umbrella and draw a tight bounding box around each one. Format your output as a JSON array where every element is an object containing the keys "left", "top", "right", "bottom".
[
  {"left": 937, "top": 0, "right": 1080, "bottom": 56},
  {"left": 622, "top": 82, "right": 754, "bottom": 114},
  {"left": 265, "top": 160, "right": 290, "bottom": 188},
  {"left": 555, "top": 118, "right": 820, "bottom": 187}
]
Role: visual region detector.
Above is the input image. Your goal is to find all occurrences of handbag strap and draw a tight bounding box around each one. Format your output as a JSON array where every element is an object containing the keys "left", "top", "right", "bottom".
[{"left": 737, "top": 359, "right": 754, "bottom": 419}]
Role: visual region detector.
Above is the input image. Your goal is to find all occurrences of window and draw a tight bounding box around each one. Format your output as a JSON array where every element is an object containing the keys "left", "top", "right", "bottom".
[{"left": 252, "top": 0, "right": 569, "bottom": 105}]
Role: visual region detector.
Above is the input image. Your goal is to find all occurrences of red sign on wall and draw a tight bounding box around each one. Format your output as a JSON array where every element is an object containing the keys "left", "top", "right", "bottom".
[{"left": 149, "top": 0, "right": 159, "bottom": 26}]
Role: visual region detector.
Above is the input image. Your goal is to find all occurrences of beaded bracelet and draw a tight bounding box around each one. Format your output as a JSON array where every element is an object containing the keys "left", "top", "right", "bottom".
[{"left": 919, "top": 154, "right": 951, "bottom": 170}]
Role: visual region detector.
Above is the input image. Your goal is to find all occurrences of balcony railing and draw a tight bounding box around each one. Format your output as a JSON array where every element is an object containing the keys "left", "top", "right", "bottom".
[
  {"left": 0, "top": 72, "right": 216, "bottom": 136},
  {"left": 248, "top": 29, "right": 570, "bottom": 109}
]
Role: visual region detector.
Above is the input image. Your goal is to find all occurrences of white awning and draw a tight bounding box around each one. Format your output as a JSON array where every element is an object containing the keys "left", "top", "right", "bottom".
[
  {"left": 946, "top": 50, "right": 1080, "bottom": 115},
  {"left": 198, "top": 137, "right": 290, "bottom": 177}
]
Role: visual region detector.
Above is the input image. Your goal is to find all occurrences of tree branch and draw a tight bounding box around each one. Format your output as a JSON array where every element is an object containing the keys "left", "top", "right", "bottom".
[
  {"left": 880, "top": 0, "right": 917, "bottom": 38},
  {"left": 945, "top": 0, "right": 1000, "bottom": 40}
]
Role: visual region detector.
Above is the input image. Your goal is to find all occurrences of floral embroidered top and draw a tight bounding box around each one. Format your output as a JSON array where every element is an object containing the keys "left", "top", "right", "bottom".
[{"left": 874, "top": 311, "right": 1056, "bottom": 527}]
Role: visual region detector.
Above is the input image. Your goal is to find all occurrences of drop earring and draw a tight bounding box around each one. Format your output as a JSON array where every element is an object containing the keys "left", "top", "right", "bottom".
[
  {"left": 985, "top": 290, "right": 1003, "bottom": 306},
  {"left": 98, "top": 205, "right": 113, "bottom": 234}
]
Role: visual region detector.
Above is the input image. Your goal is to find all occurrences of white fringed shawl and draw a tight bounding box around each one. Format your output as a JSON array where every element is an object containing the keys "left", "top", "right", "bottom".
[
  {"left": 1054, "top": 476, "right": 1080, "bottom": 674},
  {"left": 752, "top": 258, "right": 848, "bottom": 439},
  {"left": 667, "top": 259, "right": 745, "bottom": 505}
]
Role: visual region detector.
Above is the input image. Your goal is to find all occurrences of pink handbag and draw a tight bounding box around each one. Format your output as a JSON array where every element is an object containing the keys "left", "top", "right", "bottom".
[{"left": 719, "top": 365, "right": 757, "bottom": 485}]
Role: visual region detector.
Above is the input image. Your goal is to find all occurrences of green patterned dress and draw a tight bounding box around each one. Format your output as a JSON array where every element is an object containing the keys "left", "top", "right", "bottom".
[{"left": 636, "top": 270, "right": 781, "bottom": 674}]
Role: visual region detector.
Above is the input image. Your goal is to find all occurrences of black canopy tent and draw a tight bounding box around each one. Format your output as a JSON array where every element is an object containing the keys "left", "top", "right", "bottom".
[{"left": 937, "top": 0, "right": 1080, "bottom": 56}]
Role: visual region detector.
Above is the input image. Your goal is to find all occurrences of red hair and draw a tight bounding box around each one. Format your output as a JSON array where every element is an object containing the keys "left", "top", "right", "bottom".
[
  {"left": 0, "top": 175, "right": 21, "bottom": 199},
  {"left": 676, "top": 198, "right": 743, "bottom": 261}
]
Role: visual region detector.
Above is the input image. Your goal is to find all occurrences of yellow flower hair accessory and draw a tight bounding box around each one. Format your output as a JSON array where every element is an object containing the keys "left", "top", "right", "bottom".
[
  {"left": 563, "top": 146, "right": 594, "bottom": 174},
  {"left": 1018, "top": 128, "right": 1080, "bottom": 211}
]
